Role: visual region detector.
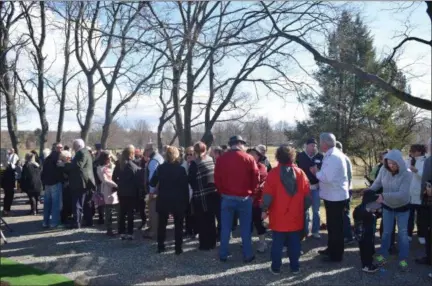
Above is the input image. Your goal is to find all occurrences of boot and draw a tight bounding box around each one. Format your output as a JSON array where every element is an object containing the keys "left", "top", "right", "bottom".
[{"left": 257, "top": 235, "right": 267, "bottom": 253}]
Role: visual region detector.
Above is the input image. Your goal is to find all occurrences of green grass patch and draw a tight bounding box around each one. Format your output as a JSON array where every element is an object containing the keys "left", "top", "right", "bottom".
[{"left": 0, "top": 258, "right": 74, "bottom": 286}]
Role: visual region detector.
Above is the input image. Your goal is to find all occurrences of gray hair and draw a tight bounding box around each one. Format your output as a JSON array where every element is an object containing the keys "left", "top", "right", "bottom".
[
  {"left": 144, "top": 143, "right": 157, "bottom": 154},
  {"left": 320, "top": 133, "right": 336, "bottom": 148},
  {"left": 335, "top": 141, "right": 343, "bottom": 151},
  {"left": 73, "top": 139, "right": 85, "bottom": 151}
]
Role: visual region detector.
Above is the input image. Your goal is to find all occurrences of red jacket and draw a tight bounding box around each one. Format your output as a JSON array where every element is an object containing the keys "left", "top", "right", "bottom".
[
  {"left": 264, "top": 163, "right": 310, "bottom": 232},
  {"left": 253, "top": 162, "right": 268, "bottom": 207},
  {"left": 215, "top": 150, "right": 259, "bottom": 197}
]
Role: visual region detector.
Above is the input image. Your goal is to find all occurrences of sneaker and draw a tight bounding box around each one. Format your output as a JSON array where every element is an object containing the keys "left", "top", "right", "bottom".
[
  {"left": 375, "top": 255, "right": 387, "bottom": 266},
  {"left": 244, "top": 256, "right": 255, "bottom": 263},
  {"left": 269, "top": 267, "right": 280, "bottom": 275},
  {"left": 408, "top": 236, "right": 412, "bottom": 242},
  {"left": 42, "top": 223, "right": 49, "bottom": 229},
  {"left": 418, "top": 237, "right": 426, "bottom": 245},
  {"left": 291, "top": 269, "right": 300, "bottom": 275},
  {"left": 399, "top": 260, "right": 409, "bottom": 271},
  {"left": 257, "top": 241, "right": 267, "bottom": 253},
  {"left": 311, "top": 233, "right": 321, "bottom": 239},
  {"left": 362, "top": 264, "right": 379, "bottom": 273}
]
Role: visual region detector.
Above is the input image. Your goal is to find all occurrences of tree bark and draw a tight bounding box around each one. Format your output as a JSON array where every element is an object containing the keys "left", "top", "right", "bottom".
[{"left": 80, "top": 76, "right": 95, "bottom": 142}]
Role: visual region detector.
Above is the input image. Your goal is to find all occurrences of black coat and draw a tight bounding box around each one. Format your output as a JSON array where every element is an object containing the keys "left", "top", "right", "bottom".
[
  {"left": 150, "top": 162, "right": 189, "bottom": 214},
  {"left": 41, "top": 152, "right": 63, "bottom": 186},
  {"left": 1, "top": 165, "right": 16, "bottom": 190},
  {"left": 113, "top": 160, "right": 144, "bottom": 198},
  {"left": 20, "top": 163, "right": 43, "bottom": 193}
]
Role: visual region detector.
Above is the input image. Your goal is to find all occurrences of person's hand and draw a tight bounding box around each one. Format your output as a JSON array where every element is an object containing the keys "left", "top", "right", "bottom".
[
  {"left": 309, "top": 165, "right": 318, "bottom": 175},
  {"left": 376, "top": 194, "right": 384, "bottom": 204},
  {"left": 409, "top": 166, "right": 418, "bottom": 173},
  {"left": 261, "top": 212, "right": 268, "bottom": 220}
]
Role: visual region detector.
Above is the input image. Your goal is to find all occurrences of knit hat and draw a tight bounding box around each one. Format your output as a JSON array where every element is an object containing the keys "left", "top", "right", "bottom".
[
  {"left": 306, "top": 138, "right": 317, "bottom": 145},
  {"left": 255, "top": 145, "right": 267, "bottom": 156}
]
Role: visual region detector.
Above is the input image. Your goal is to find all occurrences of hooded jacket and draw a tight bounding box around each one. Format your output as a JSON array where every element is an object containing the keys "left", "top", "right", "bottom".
[
  {"left": 408, "top": 155, "right": 427, "bottom": 205},
  {"left": 370, "top": 149, "right": 412, "bottom": 209}
]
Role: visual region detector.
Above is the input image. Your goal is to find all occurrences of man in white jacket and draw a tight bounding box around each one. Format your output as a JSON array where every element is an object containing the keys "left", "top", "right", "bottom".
[{"left": 407, "top": 144, "right": 428, "bottom": 245}]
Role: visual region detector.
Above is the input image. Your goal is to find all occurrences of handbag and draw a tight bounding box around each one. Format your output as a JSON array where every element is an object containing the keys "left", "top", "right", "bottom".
[{"left": 92, "top": 191, "right": 105, "bottom": 207}]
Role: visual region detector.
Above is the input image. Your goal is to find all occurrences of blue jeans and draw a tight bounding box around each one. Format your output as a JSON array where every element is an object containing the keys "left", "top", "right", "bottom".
[
  {"left": 219, "top": 195, "right": 253, "bottom": 260},
  {"left": 271, "top": 231, "right": 301, "bottom": 272},
  {"left": 379, "top": 208, "right": 409, "bottom": 261},
  {"left": 43, "top": 183, "right": 62, "bottom": 227},
  {"left": 305, "top": 189, "right": 320, "bottom": 235},
  {"left": 343, "top": 192, "right": 353, "bottom": 241}
]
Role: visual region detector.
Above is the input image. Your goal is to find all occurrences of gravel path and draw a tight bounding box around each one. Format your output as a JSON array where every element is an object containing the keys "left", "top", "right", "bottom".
[{"left": 1, "top": 193, "right": 431, "bottom": 286}]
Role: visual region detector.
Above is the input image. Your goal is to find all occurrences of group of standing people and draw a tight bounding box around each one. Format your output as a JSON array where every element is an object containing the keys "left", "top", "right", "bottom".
[{"left": 1, "top": 133, "right": 431, "bottom": 279}]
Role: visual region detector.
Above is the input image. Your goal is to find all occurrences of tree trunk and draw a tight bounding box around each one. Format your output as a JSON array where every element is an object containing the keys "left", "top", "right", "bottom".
[
  {"left": 100, "top": 89, "right": 113, "bottom": 149},
  {"left": 201, "top": 128, "right": 214, "bottom": 148},
  {"left": 80, "top": 76, "right": 95, "bottom": 142},
  {"left": 172, "top": 70, "right": 185, "bottom": 147}
]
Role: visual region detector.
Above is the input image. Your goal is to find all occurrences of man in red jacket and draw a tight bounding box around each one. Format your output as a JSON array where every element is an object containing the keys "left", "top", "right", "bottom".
[{"left": 215, "top": 135, "right": 259, "bottom": 263}]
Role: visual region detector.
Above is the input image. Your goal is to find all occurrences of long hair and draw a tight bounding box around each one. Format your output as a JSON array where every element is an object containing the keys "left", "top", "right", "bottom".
[
  {"left": 119, "top": 145, "right": 135, "bottom": 170},
  {"left": 194, "top": 141, "right": 207, "bottom": 159}
]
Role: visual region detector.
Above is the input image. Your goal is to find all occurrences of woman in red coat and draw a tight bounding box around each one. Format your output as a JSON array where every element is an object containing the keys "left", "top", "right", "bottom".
[
  {"left": 262, "top": 145, "right": 311, "bottom": 275},
  {"left": 247, "top": 147, "right": 268, "bottom": 253}
]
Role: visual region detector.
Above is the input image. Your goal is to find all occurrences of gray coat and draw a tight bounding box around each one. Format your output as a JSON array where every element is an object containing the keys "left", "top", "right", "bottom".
[{"left": 370, "top": 149, "right": 412, "bottom": 209}]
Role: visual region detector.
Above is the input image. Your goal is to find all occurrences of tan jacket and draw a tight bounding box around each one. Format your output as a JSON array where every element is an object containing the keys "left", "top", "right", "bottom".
[{"left": 97, "top": 165, "right": 119, "bottom": 205}]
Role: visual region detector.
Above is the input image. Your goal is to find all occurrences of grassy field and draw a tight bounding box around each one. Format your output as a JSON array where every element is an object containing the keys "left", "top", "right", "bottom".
[{"left": 0, "top": 258, "right": 74, "bottom": 286}]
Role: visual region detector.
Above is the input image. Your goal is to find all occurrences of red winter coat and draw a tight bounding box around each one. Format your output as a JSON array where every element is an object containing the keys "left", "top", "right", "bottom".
[{"left": 253, "top": 162, "right": 268, "bottom": 207}]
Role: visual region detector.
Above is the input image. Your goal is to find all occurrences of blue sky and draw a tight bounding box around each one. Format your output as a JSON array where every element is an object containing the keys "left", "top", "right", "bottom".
[{"left": 5, "top": 1, "right": 431, "bottom": 132}]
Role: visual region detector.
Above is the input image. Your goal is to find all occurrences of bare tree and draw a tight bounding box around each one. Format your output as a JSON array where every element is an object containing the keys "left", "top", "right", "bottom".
[
  {"left": 15, "top": 1, "right": 49, "bottom": 155},
  {"left": 261, "top": 1, "right": 432, "bottom": 110},
  {"left": 45, "top": 2, "right": 79, "bottom": 143},
  {"left": 0, "top": 1, "right": 28, "bottom": 152}
]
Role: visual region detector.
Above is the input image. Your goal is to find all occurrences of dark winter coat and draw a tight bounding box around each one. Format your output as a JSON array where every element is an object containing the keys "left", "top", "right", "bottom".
[
  {"left": 113, "top": 160, "right": 144, "bottom": 198},
  {"left": 20, "top": 162, "right": 43, "bottom": 193}
]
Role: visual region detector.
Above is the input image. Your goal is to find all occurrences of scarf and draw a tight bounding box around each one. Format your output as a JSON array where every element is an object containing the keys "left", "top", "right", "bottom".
[{"left": 280, "top": 166, "right": 297, "bottom": 196}]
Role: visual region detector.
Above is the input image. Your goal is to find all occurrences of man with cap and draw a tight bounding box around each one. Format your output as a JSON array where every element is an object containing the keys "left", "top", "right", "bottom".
[
  {"left": 296, "top": 138, "right": 324, "bottom": 239},
  {"left": 215, "top": 135, "right": 259, "bottom": 263},
  {"left": 256, "top": 144, "right": 272, "bottom": 172}
]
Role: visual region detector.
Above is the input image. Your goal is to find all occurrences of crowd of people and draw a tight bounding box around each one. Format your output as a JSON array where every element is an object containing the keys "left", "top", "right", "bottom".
[{"left": 1, "top": 133, "right": 431, "bottom": 279}]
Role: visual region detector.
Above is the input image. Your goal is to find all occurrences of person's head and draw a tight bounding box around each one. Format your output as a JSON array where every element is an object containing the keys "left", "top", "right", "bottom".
[
  {"left": 95, "top": 143, "right": 102, "bottom": 152},
  {"left": 60, "top": 150, "right": 72, "bottom": 162},
  {"left": 409, "top": 144, "right": 426, "bottom": 158},
  {"left": 247, "top": 147, "right": 264, "bottom": 163},
  {"left": 144, "top": 143, "right": 157, "bottom": 159},
  {"left": 165, "top": 146, "right": 180, "bottom": 164},
  {"left": 319, "top": 133, "right": 336, "bottom": 153},
  {"left": 72, "top": 139, "right": 85, "bottom": 152},
  {"left": 212, "top": 146, "right": 224, "bottom": 160},
  {"left": 256, "top": 144, "right": 267, "bottom": 156},
  {"left": 98, "top": 151, "right": 111, "bottom": 166},
  {"left": 7, "top": 148, "right": 15, "bottom": 155},
  {"left": 221, "top": 145, "right": 228, "bottom": 152},
  {"left": 378, "top": 150, "right": 388, "bottom": 163},
  {"left": 275, "top": 144, "right": 297, "bottom": 165},
  {"left": 228, "top": 135, "right": 247, "bottom": 150},
  {"left": 305, "top": 138, "right": 318, "bottom": 155},
  {"left": 120, "top": 145, "right": 135, "bottom": 170},
  {"left": 64, "top": 145, "right": 70, "bottom": 151},
  {"left": 182, "top": 146, "right": 193, "bottom": 162},
  {"left": 383, "top": 149, "right": 405, "bottom": 175},
  {"left": 193, "top": 142, "right": 207, "bottom": 160},
  {"left": 135, "top": 148, "right": 142, "bottom": 159},
  {"left": 55, "top": 143, "right": 63, "bottom": 153},
  {"left": 25, "top": 152, "right": 36, "bottom": 164}
]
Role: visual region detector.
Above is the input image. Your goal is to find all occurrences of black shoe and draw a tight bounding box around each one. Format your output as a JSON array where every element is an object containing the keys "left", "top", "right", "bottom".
[
  {"left": 137, "top": 222, "right": 145, "bottom": 230},
  {"left": 321, "top": 256, "right": 342, "bottom": 263},
  {"left": 106, "top": 230, "right": 115, "bottom": 237},
  {"left": 158, "top": 246, "right": 166, "bottom": 254},
  {"left": 362, "top": 264, "right": 379, "bottom": 273},
  {"left": 175, "top": 249, "right": 183, "bottom": 255},
  {"left": 220, "top": 258, "right": 228, "bottom": 262},
  {"left": 244, "top": 256, "right": 255, "bottom": 263},
  {"left": 318, "top": 249, "right": 330, "bottom": 256},
  {"left": 415, "top": 257, "right": 432, "bottom": 265}
]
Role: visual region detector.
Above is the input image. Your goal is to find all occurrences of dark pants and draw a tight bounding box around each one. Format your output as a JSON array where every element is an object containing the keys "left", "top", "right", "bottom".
[
  {"left": 343, "top": 193, "right": 353, "bottom": 241},
  {"left": 3, "top": 187, "right": 14, "bottom": 212},
  {"left": 194, "top": 193, "right": 219, "bottom": 250},
  {"left": 324, "top": 200, "right": 345, "bottom": 261},
  {"left": 158, "top": 212, "right": 184, "bottom": 251},
  {"left": 118, "top": 197, "right": 135, "bottom": 235},
  {"left": 61, "top": 186, "right": 73, "bottom": 224},
  {"left": 354, "top": 205, "right": 376, "bottom": 267},
  {"left": 185, "top": 203, "right": 196, "bottom": 235},
  {"left": 271, "top": 231, "right": 301, "bottom": 272},
  {"left": 252, "top": 206, "right": 266, "bottom": 235},
  {"left": 232, "top": 212, "right": 239, "bottom": 231},
  {"left": 408, "top": 204, "right": 427, "bottom": 238},
  {"left": 73, "top": 190, "right": 93, "bottom": 227},
  {"left": 27, "top": 192, "right": 40, "bottom": 213},
  {"left": 136, "top": 198, "right": 146, "bottom": 226},
  {"left": 105, "top": 204, "right": 118, "bottom": 232},
  {"left": 424, "top": 206, "right": 432, "bottom": 263}
]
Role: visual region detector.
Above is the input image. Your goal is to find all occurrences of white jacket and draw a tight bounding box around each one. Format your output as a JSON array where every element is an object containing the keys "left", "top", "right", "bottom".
[{"left": 409, "top": 156, "right": 426, "bottom": 205}]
